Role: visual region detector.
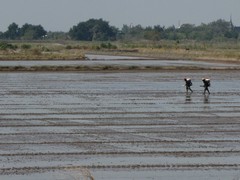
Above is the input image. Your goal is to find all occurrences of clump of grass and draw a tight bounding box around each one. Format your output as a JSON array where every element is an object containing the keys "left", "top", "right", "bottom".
[
  {"left": 65, "top": 45, "right": 72, "bottom": 49},
  {"left": 31, "top": 48, "right": 42, "bottom": 56},
  {"left": 100, "top": 42, "right": 117, "bottom": 49},
  {"left": 0, "top": 42, "right": 17, "bottom": 50},
  {"left": 21, "top": 44, "right": 31, "bottom": 50},
  {"left": 128, "top": 66, "right": 138, "bottom": 70},
  {"left": 102, "top": 65, "right": 111, "bottom": 70}
]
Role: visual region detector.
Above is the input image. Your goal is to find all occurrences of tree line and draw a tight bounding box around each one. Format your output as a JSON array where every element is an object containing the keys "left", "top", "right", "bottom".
[
  {"left": 0, "top": 23, "right": 47, "bottom": 40},
  {"left": 0, "top": 18, "right": 239, "bottom": 41}
]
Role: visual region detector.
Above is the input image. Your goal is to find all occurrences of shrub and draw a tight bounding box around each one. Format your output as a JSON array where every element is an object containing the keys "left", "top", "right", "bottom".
[
  {"left": 21, "top": 44, "right": 31, "bottom": 49},
  {"left": 0, "top": 42, "right": 17, "bottom": 50},
  {"left": 66, "top": 45, "right": 72, "bottom": 49},
  {"left": 100, "top": 42, "right": 117, "bottom": 49}
]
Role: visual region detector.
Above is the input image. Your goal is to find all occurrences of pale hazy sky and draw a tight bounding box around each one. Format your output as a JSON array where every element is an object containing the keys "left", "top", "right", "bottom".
[{"left": 0, "top": 0, "right": 240, "bottom": 32}]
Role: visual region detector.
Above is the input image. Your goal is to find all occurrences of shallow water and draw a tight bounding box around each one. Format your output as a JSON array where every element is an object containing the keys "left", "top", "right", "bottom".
[
  {"left": 0, "top": 54, "right": 239, "bottom": 69},
  {"left": 0, "top": 70, "right": 239, "bottom": 179}
]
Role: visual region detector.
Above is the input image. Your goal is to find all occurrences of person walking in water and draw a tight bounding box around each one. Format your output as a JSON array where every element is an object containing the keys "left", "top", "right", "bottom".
[
  {"left": 202, "top": 78, "right": 211, "bottom": 94},
  {"left": 184, "top": 78, "right": 193, "bottom": 93}
]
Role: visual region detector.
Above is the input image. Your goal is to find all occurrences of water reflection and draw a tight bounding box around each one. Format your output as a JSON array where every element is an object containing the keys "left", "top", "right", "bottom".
[
  {"left": 185, "top": 92, "right": 192, "bottom": 103},
  {"left": 204, "top": 94, "right": 210, "bottom": 104}
]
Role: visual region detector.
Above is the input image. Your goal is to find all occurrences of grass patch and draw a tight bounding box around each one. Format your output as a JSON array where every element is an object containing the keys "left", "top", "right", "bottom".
[{"left": 0, "top": 40, "right": 239, "bottom": 62}]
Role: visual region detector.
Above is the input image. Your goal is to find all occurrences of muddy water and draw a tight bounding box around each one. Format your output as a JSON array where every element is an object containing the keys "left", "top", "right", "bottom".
[
  {"left": 0, "top": 71, "right": 240, "bottom": 179},
  {"left": 0, "top": 53, "right": 239, "bottom": 69}
]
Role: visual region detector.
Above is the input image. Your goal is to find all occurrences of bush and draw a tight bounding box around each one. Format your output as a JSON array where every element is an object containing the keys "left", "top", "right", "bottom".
[
  {"left": 100, "top": 42, "right": 117, "bottom": 49},
  {"left": 21, "top": 44, "right": 31, "bottom": 49},
  {"left": 66, "top": 45, "right": 72, "bottom": 49},
  {"left": 0, "top": 42, "right": 17, "bottom": 50}
]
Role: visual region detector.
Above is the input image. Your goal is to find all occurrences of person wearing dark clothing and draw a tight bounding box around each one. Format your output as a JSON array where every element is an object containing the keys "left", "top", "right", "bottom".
[
  {"left": 202, "top": 78, "right": 211, "bottom": 94},
  {"left": 184, "top": 78, "right": 193, "bottom": 93}
]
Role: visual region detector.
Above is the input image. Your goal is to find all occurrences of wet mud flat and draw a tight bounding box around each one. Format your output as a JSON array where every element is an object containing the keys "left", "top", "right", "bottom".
[{"left": 0, "top": 70, "right": 240, "bottom": 179}]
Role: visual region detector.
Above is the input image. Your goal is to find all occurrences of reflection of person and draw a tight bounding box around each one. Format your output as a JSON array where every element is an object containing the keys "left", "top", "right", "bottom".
[
  {"left": 202, "top": 78, "right": 211, "bottom": 94},
  {"left": 184, "top": 78, "right": 193, "bottom": 93},
  {"left": 185, "top": 93, "right": 192, "bottom": 103},
  {"left": 204, "top": 94, "right": 210, "bottom": 104}
]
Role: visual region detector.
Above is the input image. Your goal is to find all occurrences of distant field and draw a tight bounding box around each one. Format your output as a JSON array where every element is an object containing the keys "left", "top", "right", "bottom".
[{"left": 0, "top": 40, "right": 240, "bottom": 62}]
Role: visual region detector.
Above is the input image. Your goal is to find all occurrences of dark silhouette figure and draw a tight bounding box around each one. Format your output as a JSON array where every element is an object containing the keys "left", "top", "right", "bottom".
[
  {"left": 184, "top": 78, "right": 193, "bottom": 93},
  {"left": 202, "top": 78, "right": 211, "bottom": 94}
]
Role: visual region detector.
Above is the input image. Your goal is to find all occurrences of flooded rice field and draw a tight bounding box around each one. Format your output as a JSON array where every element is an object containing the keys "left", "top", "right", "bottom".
[
  {"left": 0, "top": 54, "right": 239, "bottom": 70},
  {"left": 0, "top": 70, "right": 240, "bottom": 179}
]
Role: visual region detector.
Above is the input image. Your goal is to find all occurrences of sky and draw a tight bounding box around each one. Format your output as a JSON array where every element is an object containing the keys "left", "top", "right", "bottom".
[{"left": 0, "top": 0, "right": 240, "bottom": 32}]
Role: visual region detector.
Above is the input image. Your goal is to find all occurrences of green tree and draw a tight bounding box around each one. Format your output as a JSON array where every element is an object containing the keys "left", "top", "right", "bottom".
[
  {"left": 120, "top": 24, "right": 145, "bottom": 40},
  {"left": 69, "top": 22, "right": 91, "bottom": 40},
  {"left": 4, "top": 22, "right": 20, "bottom": 39},
  {"left": 178, "top": 24, "right": 195, "bottom": 39},
  {"left": 46, "top": 31, "right": 68, "bottom": 40},
  {"left": 69, "top": 19, "right": 118, "bottom": 41},
  {"left": 0, "top": 32, "right": 3, "bottom": 39},
  {"left": 144, "top": 26, "right": 161, "bottom": 41},
  {"left": 208, "top": 19, "right": 231, "bottom": 39},
  {"left": 20, "top": 23, "right": 47, "bottom": 40}
]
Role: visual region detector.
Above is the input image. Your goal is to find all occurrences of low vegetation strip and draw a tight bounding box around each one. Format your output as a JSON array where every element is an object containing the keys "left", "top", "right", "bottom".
[
  {"left": 1, "top": 40, "right": 240, "bottom": 62},
  {"left": 1, "top": 150, "right": 240, "bottom": 157},
  {"left": 1, "top": 163, "right": 240, "bottom": 175},
  {"left": 1, "top": 139, "right": 240, "bottom": 145},
  {"left": 0, "top": 65, "right": 239, "bottom": 71}
]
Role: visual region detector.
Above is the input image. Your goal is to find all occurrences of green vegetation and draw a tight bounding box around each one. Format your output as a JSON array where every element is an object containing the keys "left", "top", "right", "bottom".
[
  {"left": 69, "top": 19, "right": 118, "bottom": 41},
  {"left": 1, "top": 23, "right": 47, "bottom": 40},
  {"left": 0, "top": 42, "right": 85, "bottom": 60},
  {"left": 0, "top": 63, "right": 238, "bottom": 72},
  {"left": 0, "top": 19, "right": 239, "bottom": 42},
  {"left": 0, "top": 18, "right": 239, "bottom": 61},
  {"left": 0, "top": 42, "right": 17, "bottom": 50},
  {"left": 0, "top": 40, "right": 240, "bottom": 61},
  {"left": 119, "top": 19, "right": 239, "bottom": 41}
]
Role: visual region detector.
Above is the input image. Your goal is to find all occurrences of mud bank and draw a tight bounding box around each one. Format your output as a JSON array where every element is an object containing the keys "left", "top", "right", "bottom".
[{"left": 0, "top": 54, "right": 239, "bottom": 72}]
